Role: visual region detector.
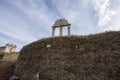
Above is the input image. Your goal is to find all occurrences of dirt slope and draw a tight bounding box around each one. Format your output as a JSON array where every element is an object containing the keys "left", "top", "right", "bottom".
[
  {"left": 0, "top": 53, "right": 19, "bottom": 80},
  {"left": 14, "top": 31, "right": 120, "bottom": 80}
]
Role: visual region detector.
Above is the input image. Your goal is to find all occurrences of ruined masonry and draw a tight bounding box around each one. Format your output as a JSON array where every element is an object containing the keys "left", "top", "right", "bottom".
[
  {"left": 52, "top": 18, "right": 71, "bottom": 37},
  {"left": 0, "top": 43, "right": 17, "bottom": 53}
]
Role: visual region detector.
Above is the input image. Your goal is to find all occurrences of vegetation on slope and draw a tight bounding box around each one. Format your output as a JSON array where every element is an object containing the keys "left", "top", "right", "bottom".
[
  {"left": 14, "top": 31, "right": 120, "bottom": 80},
  {"left": 0, "top": 53, "right": 19, "bottom": 80}
]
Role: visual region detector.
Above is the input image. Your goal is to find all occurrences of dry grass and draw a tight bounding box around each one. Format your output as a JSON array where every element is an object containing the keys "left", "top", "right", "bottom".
[{"left": 14, "top": 31, "right": 120, "bottom": 80}]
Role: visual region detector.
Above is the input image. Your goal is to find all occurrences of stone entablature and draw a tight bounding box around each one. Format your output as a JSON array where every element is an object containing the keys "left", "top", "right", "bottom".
[{"left": 0, "top": 43, "right": 17, "bottom": 53}]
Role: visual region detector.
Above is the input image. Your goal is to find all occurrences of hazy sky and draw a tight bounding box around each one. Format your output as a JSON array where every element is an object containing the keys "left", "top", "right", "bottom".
[{"left": 0, "top": 0, "right": 120, "bottom": 51}]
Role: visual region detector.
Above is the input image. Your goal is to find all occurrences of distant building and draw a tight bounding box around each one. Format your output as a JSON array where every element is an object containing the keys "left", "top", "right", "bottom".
[{"left": 0, "top": 43, "right": 17, "bottom": 53}]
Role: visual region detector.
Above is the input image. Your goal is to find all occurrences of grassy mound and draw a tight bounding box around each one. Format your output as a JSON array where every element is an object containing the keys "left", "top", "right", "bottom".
[{"left": 14, "top": 31, "right": 120, "bottom": 80}]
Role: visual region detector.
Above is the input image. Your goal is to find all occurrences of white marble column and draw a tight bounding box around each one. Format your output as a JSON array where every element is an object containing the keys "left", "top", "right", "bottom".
[
  {"left": 68, "top": 25, "right": 71, "bottom": 37},
  {"left": 60, "top": 26, "right": 63, "bottom": 37},
  {"left": 52, "top": 27, "right": 55, "bottom": 37}
]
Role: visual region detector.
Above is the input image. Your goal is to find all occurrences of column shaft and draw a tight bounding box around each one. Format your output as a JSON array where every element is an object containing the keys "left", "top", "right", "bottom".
[
  {"left": 68, "top": 26, "right": 71, "bottom": 37},
  {"left": 60, "top": 26, "right": 63, "bottom": 37},
  {"left": 52, "top": 27, "right": 55, "bottom": 37}
]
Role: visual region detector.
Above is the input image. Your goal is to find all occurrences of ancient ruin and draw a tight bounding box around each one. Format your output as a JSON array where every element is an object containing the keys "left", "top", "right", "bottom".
[
  {"left": 0, "top": 43, "right": 17, "bottom": 53},
  {"left": 52, "top": 18, "right": 71, "bottom": 37}
]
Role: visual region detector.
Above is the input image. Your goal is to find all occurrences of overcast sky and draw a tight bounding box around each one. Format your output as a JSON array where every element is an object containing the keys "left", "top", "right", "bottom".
[{"left": 0, "top": 0, "right": 120, "bottom": 51}]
